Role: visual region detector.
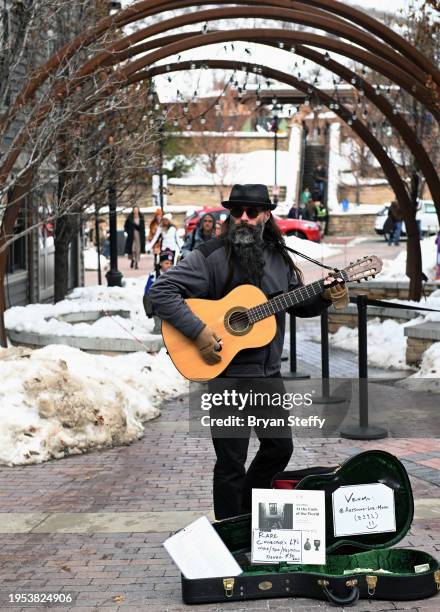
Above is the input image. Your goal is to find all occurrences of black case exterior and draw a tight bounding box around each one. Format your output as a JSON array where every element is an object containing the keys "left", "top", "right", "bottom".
[
  {"left": 182, "top": 562, "right": 440, "bottom": 605},
  {"left": 180, "top": 451, "right": 440, "bottom": 606}
]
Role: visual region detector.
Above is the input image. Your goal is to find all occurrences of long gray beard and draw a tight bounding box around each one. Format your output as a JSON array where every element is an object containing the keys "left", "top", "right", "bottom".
[{"left": 228, "top": 222, "right": 265, "bottom": 286}]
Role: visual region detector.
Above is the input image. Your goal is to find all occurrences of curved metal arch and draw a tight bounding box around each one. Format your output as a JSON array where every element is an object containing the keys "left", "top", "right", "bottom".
[
  {"left": 87, "top": 17, "right": 439, "bottom": 211},
  {"left": 101, "top": 29, "right": 439, "bottom": 120},
  {"left": 2, "top": 25, "right": 439, "bottom": 201},
  {"left": 8, "top": 0, "right": 440, "bottom": 126},
  {"left": 129, "top": 58, "right": 422, "bottom": 298},
  {"left": 114, "top": 0, "right": 440, "bottom": 87},
  {"left": 0, "top": 55, "right": 424, "bottom": 310},
  {"left": 87, "top": 6, "right": 429, "bottom": 90}
]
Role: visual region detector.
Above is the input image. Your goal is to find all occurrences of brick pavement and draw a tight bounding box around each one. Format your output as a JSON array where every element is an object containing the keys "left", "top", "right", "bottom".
[
  {"left": 2, "top": 236, "right": 439, "bottom": 611},
  {"left": 0, "top": 393, "right": 439, "bottom": 611}
]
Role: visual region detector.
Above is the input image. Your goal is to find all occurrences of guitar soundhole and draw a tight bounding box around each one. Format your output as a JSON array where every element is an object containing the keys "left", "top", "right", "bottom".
[{"left": 228, "top": 310, "right": 250, "bottom": 333}]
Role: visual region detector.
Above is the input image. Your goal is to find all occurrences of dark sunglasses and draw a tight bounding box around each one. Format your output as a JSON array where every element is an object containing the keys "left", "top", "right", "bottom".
[{"left": 229, "top": 206, "right": 267, "bottom": 219}]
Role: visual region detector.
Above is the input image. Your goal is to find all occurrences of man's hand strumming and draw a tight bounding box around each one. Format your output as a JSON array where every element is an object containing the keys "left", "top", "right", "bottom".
[{"left": 195, "top": 326, "right": 223, "bottom": 364}]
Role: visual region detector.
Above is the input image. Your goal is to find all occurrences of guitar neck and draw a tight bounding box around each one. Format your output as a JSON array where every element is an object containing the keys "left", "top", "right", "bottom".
[{"left": 248, "top": 279, "right": 326, "bottom": 323}]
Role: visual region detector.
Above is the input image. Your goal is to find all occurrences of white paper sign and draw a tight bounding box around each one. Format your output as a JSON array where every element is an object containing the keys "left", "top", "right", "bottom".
[
  {"left": 163, "top": 516, "right": 242, "bottom": 579},
  {"left": 251, "top": 489, "right": 326, "bottom": 565},
  {"left": 332, "top": 483, "right": 396, "bottom": 537}
]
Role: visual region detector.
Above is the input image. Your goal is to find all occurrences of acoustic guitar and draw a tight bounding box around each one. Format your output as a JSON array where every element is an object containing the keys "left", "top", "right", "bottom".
[{"left": 162, "top": 255, "right": 382, "bottom": 381}]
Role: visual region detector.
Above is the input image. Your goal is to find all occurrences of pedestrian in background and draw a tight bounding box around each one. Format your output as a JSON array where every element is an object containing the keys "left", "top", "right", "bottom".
[
  {"left": 146, "top": 212, "right": 182, "bottom": 263},
  {"left": 306, "top": 197, "right": 318, "bottom": 222},
  {"left": 287, "top": 203, "right": 298, "bottom": 219},
  {"left": 143, "top": 249, "right": 174, "bottom": 334},
  {"left": 299, "top": 187, "right": 311, "bottom": 219},
  {"left": 388, "top": 200, "right": 403, "bottom": 246},
  {"left": 316, "top": 201, "right": 328, "bottom": 238},
  {"left": 124, "top": 206, "right": 146, "bottom": 269},
  {"left": 181, "top": 213, "right": 216, "bottom": 258}
]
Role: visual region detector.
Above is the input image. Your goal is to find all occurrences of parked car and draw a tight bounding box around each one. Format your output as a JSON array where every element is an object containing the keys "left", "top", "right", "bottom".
[
  {"left": 374, "top": 200, "right": 439, "bottom": 239},
  {"left": 184, "top": 207, "right": 321, "bottom": 241}
]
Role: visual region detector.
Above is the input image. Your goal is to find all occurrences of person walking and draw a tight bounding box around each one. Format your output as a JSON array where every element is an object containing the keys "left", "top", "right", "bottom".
[
  {"left": 181, "top": 213, "right": 217, "bottom": 258},
  {"left": 299, "top": 187, "right": 311, "bottom": 219},
  {"left": 146, "top": 213, "right": 182, "bottom": 263},
  {"left": 149, "top": 183, "right": 349, "bottom": 520},
  {"left": 388, "top": 200, "right": 404, "bottom": 246},
  {"left": 124, "top": 206, "right": 146, "bottom": 269},
  {"left": 148, "top": 209, "right": 163, "bottom": 266},
  {"left": 316, "top": 201, "right": 328, "bottom": 239}
]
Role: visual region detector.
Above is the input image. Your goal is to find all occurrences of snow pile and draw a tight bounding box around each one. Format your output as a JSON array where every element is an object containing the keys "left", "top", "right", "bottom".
[
  {"left": 380, "top": 235, "right": 438, "bottom": 281},
  {"left": 402, "top": 342, "right": 440, "bottom": 393},
  {"left": 5, "top": 278, "right": 155, "bottom": 340},
  {"left": 285, "top": 235, "right": 341, "bottom": 260},
  {"left": 328, "top": 291, "right": 440, "bottom": 371},
  {"left": 328, "top": 318, "right": 415, "bottom": 370},
  {"left": 0, "top": 345, "right": 186, "bottom": 466},
  {"left": 83, "top": 247, "right": 109, "bottom": 271}
]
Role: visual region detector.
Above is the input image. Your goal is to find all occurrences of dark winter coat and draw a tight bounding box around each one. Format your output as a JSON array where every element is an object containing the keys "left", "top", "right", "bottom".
[
  {"left": 149, "top": 237, "right": 330, "bottom": 377},
  {"left": 124, "top": 212, "right": 146, "bottom": 255},
  {"left": 181, "top": 213, "right": 217, "bottom": 258}
]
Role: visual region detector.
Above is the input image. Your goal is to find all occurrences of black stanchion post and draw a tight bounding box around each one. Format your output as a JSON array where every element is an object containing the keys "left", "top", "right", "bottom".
[
  {"left": 314, "top": 309, "right": 345, "bottom": 404},
  {"left": 321, "top": 309, "right": 330, "bottom": 396},
  {"left": 285, "top": 314, "right": 310, "bottom": 380},
  {"left": 341, "top": 294, "right": 387, "bottom": 439}
]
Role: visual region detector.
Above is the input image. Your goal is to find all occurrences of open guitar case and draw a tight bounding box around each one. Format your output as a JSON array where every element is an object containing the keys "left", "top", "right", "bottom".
[{"left": 181, "top": 450, "right": 440, "bottom": 606}]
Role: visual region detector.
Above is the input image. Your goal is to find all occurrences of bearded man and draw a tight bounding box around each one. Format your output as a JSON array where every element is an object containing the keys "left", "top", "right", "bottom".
[{"left": 149, "top": 184, "right": 348, "bottom": 519}]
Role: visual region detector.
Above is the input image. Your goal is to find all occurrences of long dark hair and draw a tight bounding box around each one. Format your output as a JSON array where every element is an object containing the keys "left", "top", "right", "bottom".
[{"left": 221, "top": 214, "right": 304, "bottom": 287}]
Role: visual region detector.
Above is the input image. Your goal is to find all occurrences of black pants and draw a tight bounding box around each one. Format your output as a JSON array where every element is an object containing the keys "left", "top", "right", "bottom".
[{"left": 210, "top": 374, "right": 293, "bottom": 520}]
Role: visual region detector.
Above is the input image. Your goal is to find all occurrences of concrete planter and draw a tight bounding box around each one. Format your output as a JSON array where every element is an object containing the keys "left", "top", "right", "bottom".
[
  {"left": 6, "top": 308, "right": 163, "bottom": 354},
  {"left": 405, "top": 322, "right": 440, "bottom": 367}
]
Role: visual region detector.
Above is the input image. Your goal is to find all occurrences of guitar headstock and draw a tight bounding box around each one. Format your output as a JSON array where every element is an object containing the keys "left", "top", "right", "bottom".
[{"left": 340, "top": 255, "right": 383, "bottom": 283}]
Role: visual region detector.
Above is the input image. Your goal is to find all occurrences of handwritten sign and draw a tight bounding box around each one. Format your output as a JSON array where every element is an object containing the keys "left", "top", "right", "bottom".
[
  {"left": 252, "top": 529, "right": 302, "bottom": 563},
  {"left": 332, "top": 483, "right": 396, "bottom": 537},
  {"left": 251, "top": 489, "right": 326, "bottom": 564}
]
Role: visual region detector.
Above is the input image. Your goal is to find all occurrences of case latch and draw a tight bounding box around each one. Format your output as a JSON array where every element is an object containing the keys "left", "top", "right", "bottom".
[
  {"left": 434, "top": 570, "right": 440, "bottom": 591},
  {"left": 366, "top": 575, "right": 377, "bottom": 596},
  {"left": 223, "top": 577, "right": 235, "bottom": 597}
]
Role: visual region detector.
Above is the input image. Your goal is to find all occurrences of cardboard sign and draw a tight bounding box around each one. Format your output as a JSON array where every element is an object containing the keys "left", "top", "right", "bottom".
[
  {"left": 332, "top": 483, "right": 396, "bottom": 537},
  {"left": 251, "top": 489, "right": 326, "bottom": 565}
]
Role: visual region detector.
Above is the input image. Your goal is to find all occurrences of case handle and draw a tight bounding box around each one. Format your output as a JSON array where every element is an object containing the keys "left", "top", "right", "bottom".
[{"left": 318, "top": 579, "right": 360, "bottom": 607}]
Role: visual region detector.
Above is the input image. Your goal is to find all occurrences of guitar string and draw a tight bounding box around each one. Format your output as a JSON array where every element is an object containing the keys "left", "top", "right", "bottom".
[
  {"left": 228, "top": 279, "right": 325, "bottom": 326},
  {"left": 234, "top": 282, "right": 322, "bottom": 325},
  {"left": 227, "top": 266, "right": 356, "bottom": 326}
]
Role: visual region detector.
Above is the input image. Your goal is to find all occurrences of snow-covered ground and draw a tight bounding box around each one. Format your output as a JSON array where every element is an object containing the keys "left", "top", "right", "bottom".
[
  {"left": 83, "top": 247, "right": 109, "bottom": 271},
  {"left": 380, "top": 235, "right": 439, "bottom": 281},
  {"left": 328, "top": 317, "right": 417, "bottom": 371},
  {"left": 5, "top": 278, "right": 155, "bottom": 341},
  {"left": 2, "top": 280, "right": 188, "bottom": 465},
  {"left": 402, "top": 343, "right": 440, "bottom": 393},
  {"left": 0, "top": 345, "right": 186, "bottom": 466},
  {"left": 285, "top": 235, "right": 341, "bottom": 260}
]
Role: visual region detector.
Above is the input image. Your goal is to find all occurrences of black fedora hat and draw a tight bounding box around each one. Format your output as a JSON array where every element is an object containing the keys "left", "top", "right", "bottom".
[{"left": 221, "top": 184, "right": 276, "bottom": 210}]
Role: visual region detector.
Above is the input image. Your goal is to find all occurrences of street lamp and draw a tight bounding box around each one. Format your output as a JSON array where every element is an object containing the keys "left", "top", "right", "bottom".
[
  {"left": 105, "top": 131, "right": 123, "bottom": 287},
  {"left": 271, "top": 114, "right": 279, "bottom": 206},
  {"left": 158, "top": 122, "right": 164, "bottom": 212}
]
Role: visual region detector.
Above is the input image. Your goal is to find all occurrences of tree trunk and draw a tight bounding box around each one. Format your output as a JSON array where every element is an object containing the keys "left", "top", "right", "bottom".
[{"left": 405, "top": 170, "right": 422, "bottom": 301}]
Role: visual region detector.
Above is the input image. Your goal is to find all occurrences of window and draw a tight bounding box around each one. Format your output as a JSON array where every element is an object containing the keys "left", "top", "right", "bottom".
[{"left": 269, "top": 503, "right": 277, "bottom": 515}]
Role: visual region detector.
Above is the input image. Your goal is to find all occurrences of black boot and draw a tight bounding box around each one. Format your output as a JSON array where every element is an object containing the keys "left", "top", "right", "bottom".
[
  {"left": 130, "top": 259, "right": 134, "bottom": 268},
  {"left": 135, "top": 262, "right": 138, "bottom": 269}
]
